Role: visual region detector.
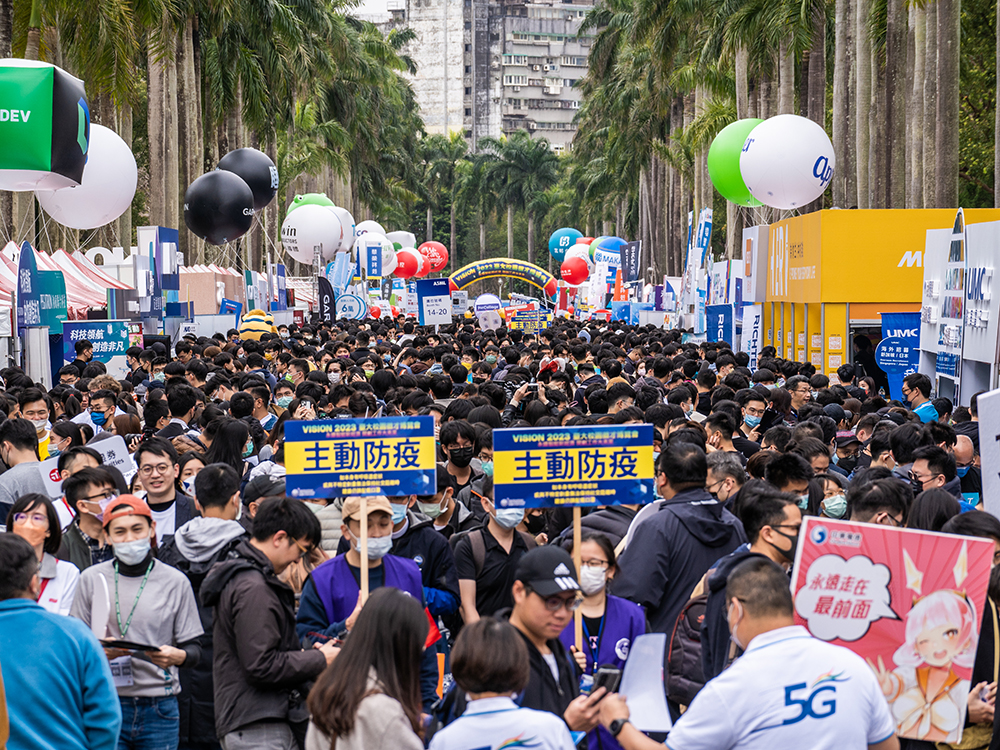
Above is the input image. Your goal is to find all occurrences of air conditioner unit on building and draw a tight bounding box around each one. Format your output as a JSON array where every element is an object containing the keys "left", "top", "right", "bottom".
[
  {"left": 513, "top": 86, "right": 521, "bottom": 91},
  {"left": 543, "top": 65, "right": 552, "bottom": 71},
  {"left": 532, "top": 65, "right": 541, "bottom": 71}
]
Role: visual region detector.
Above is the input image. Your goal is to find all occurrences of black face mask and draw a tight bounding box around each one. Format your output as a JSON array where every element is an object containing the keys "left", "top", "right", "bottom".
[
  {"left": 837, "top": 456, "right": 858, "bottom": 473},
  {"left": 449, "top": 446, "right": 475, "bottom": 468},
  {"left": 770, "top": 528, "right": 798, "bottom": 562},
  {"left": 525, "top": 512, "right": 546, "bottom": 536}
]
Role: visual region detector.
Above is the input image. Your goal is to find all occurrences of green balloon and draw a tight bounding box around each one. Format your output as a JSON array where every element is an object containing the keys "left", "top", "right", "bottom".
[
  {"left": 286, "top": 192, "right": 335, "bottom": 217},
  {"left": 707, "top": 119, "right": 764, "bottom": 207}
]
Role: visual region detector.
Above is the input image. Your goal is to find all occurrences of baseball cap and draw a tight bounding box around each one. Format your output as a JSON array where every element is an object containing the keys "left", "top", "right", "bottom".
[
  {"left": 823, "top": 404, "right": 847, "bottom": 423},
  {"left": 243, "top": 475, "right": 286, "bottom": 506},
  {"left": 835, "top": 431, "right": 862, "bottom": 449},
  {"left": 102, "top": 494, "right": 152, "bottom": 528},
  {"left": 515, "top": 546, "right": 580, "bottom": 597},
  {"left": 342, "top": 495, "right": 393, "bottom": 522}
]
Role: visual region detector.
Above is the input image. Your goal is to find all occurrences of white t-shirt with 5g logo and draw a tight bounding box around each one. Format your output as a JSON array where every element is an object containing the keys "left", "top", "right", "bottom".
[{"left": 665, "top": 625, "right": 895, "bottom": 750}]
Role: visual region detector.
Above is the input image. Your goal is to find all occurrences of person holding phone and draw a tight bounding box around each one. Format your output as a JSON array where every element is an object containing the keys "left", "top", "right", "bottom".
[{"left": 559, "top": 532, "right": 645, "bottom": 750}]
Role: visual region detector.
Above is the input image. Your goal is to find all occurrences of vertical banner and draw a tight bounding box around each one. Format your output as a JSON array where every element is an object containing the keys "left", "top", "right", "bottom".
[
  {"left": 317, "top": 277, "right": 334, "bottom": 322},
  {"left": 792, "top": 517, "right": 992, "bottom": 746},
  {"left": 274, "top": 265, "right": 288, "bottom": 310},
  {"left": 619, "top": 240, "right": 642, "bottom": 283},
  {"left": 936, "top": 210, "right": 966, "bottom": 384},
  {"left": 365, "top": 239, "right": 383, "bottom": 281},
  {"left": 978, "top": 387, "right": 1000, "bottom": 519},
  {"left": 877, "top": 312, "right": 921, "bottom": 400},
  {"left": 740, "top": 304, "right": 763, "bottom": 369},
  {"left": 415, "top": 278, "right": 451, "bottom": 326},
  {"left": 705, "top": 304, "right": 734, "bottom": 345},
  {"left": 16, "top": 242, "right": 68, "bottom": 334}
]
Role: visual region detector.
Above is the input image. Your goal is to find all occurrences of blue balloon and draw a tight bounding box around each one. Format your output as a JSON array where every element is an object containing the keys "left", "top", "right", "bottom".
[{"left": 548, "top": 227, "right": 583, "bottom": 261}]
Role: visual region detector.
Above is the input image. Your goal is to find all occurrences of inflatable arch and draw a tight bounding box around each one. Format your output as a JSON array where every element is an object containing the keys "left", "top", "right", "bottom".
[{"left": 449, "top": 259, "right": 557, "bottom": 298}]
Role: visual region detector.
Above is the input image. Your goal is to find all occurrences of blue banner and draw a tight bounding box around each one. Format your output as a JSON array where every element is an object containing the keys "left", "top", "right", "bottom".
[
  {"left": 16, "top": 242, "right": 67, "bottom": 333},
  {"left": 706, "top": 304, "right": 735, "bottom": 346},
  {"left": 493, "top": 425, "right": 656, "bottom": 509},
  {"left": 62, "top": 320, "right": 130, "bottom": 378},
  {"left": 416, "top": 278, "right": 451, "bottom": 325},
  {"left": 285, "top": 416, "right": 437, "bottom": 498},
  {"left": 365, "top": 240, "right": 382, "bottom": 280},
  {"left": 879, "top": 312, "right": 920, "bottom": 400}
]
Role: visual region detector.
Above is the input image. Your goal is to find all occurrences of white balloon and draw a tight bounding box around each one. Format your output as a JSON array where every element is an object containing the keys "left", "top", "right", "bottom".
[
  {"left": 281, "top": 204, "right": 344, "bottom": 264},
  {"left": 565, "top": 243, "right": 594, "bottom": 270},
  {"left": 355, "top": 220, "right": 386, "bottom": 238},
  {"left": 331, "top": 206, "right": 356, "bottom": 252},
  {"left": 739, "top": 114, "right": 835, "bottom": 210},
  {"left": 35, "top": 124, "right": 137, "bottom": 230},
  {"left": 382, "top": 252, "right": 398, "bottom": 276},
  {"left": 386, "top": 230, "right": 416, "bottom": 249}
]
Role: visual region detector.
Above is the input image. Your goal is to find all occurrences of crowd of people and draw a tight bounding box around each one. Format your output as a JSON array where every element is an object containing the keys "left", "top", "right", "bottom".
[{"left": 0, "top": 317, "right": 996, "bottom": 750}]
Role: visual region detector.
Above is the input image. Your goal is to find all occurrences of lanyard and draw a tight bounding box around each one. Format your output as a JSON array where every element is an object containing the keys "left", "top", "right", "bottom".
[
  {"left": 114, "top": 560, "right": 153, "bottom": 638},
  {"left": 581, "top": 612, "right": 606, "bottom": 673},
  {"left": 36, "top": 578, "right": 50, "bottom": 602}
]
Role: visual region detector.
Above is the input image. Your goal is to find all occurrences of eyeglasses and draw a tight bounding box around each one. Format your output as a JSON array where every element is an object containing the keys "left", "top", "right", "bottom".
[
  {"left": 908, "top": 471, "right": 941, "bottom": 485},
  {"left": 530, "top": 590, "right": 583, "bottom": 612},
  {"left": 81, "top": 490, "right": 118, "bottom": 504},
  {"left": 292, "top": 539, "right": 313, "bottom": 559},
  {"left": 139, "top": 463, "right": 172, "bottom": 477},
  {"left": 13, "top": 512, "right": 48, "bottom": 526},
  {"left": 771, "top": 523, "right": 802, "bottom": 533},
  {"left": 877, "top": 512, "right": 904, "bottom": 527},
  {"left": 580, "top": 559, "right": 610, "bottom": 570}
]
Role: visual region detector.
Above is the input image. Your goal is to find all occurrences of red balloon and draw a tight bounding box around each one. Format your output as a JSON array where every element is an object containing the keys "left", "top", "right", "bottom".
[
  {"left": 579, "top": 237, "right": 594, "bottom": 245},
  {"left": 414, "top": 253, "right": 431, "bottom": 277},
  {"left": 395, "top": 249, "right": 421, "bottom": 279},
  {"left": 418, "top": 241, "right": 449, "bottom": 272},
  {"left": 561, "top": 256, "right": 589, "bottom": 285},
  {"left": 369, "top": 305, "right": 382, "bottom": 319},
  {"left": 390, "top": 305, "right": 400, "bottom": 317}
]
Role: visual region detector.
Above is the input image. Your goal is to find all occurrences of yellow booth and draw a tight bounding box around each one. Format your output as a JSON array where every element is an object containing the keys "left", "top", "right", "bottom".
[{"left": 759, "top": 208, "right": 1000, "bottom": 381}]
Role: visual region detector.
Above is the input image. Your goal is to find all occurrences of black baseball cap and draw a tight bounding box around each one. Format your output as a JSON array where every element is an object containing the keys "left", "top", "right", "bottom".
[{"left": 515, "top": 546, "right": 580, "bottom": 597}]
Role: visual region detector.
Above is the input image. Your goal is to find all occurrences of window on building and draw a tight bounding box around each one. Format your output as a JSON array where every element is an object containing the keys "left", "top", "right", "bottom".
[
  {"left": 465, "top": 65, "right": 471, "bottom": 73},
  {"left": 465, "top": 44, "right": 472, "bottom": 51},
  {"left": 465, "top": 108, "right": 472, "bottom": 116},
  {"left": 464, "top": 21, "right": 471, "bottom": 29},
  {"left": 465, "top": 87, "right": 471, "bottom": 95}
]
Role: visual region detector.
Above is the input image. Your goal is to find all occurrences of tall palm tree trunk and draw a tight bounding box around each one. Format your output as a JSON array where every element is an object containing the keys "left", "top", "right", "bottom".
[
  {"left": 507, "top": 205, "right": 514, "bottom": 259},
  {"left": 426, "top": 207, "right": 432, "bottom": 242},
  {"left": 527, "top": 211, "right": 535, "bottom": 265},
  {"left": 778, "top": 39, "right": 795, "bottom": 115},
  {"left": 855, "top": 0, "right": 871, "bottom": 208},
  {"left": 923, "top": 1, "right": 937, "bottom": 208},
  {"left": 935, "top": 0, "right": 959, "bottom": 208},
  {"left": 885, "top": 0, "right": 907, "bottom": 207},
  {"left": 909, "top": 6, "right": 925, "bottom": 208},
  {"left": 0, "top": 0, "right": 12, "bottom": 241},
  {"left": 996, "top": 0, "right": 1000, "bottom": 206},
  {"left": 833, "top": 0, "right": 851, "bottom": 207},
  {"left": 449, "top": 199, "right": 457, "bottom": 270},
  {"left": 479, "top": 218, "right": 486, "bottom": 262}
]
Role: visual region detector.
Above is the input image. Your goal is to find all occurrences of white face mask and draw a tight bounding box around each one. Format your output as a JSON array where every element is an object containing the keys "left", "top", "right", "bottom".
[
  {"left": 729, "top": 599, "right": 746, "bottom": 650},
  {"left": 328, "top": 372, "right": 341, "bottom": 385},
  {"left": 113, "top": 537, "right": 151, "bottom": 566},
  {"left": 579, "top": 566, "right": 607, "bottom": 596},
  {"left": 351, "top": 534, "right": 393, "bottom": 560},
  {"left": 30, "top": 418, "right": 47, "bottom": 433}
]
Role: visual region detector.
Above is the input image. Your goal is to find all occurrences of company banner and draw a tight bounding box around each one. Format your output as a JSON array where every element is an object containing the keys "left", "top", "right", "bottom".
[
  {"left": 16, "top": 242, "right": 67, "bottom": 333},
  {"left": 705, "top": 304, "right": 734, "bottom": 346},
  {"left": 285, "top": 416, "right": 437, "bottom": 498},
  {"left": 449, "top": 259, "right": 558, "bottom": 298},
  {"left": 935, "top": 210, "right": 966, "bottom": 381},
  {"left": 792, "top": 517, "right": 992, "bottom": 745},
  {"left": 62, "top": 320, "right": 130, "bottom": 378},
  {"left": 364, "top": 239, "right": 382, "bottom": 281},
  {"left": 877, "top": 311, "right": 920, "bottom": 400},
  {"left": 619, "top": 241, "right": 642, "bottom": 283},
  {"left": 493, "top": 425, "right": 656, "bottom": 509},
  {"left": 740, "top": 304, "right": 763, "bottom": 369},
  {"left": 416, "top": 278, "right": 451, "bottom": 326},
  {"left": 316, "top": 277, "right": 334, "bottom": 322}
]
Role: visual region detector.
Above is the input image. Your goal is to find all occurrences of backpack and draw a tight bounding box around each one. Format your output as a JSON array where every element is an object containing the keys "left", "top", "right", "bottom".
[
  {"left": 449, "top": 526, "right": 537, "bottom": 577},
  {"left": 665, "top": 593, "right": 708, "bottom": 706}
]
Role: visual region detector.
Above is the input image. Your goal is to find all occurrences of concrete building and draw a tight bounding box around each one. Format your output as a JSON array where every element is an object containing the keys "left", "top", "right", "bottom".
[{"left": 396, "top": 0, "right": 593, "bottom": 151}]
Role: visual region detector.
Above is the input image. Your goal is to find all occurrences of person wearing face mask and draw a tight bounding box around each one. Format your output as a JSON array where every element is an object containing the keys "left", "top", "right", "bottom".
[
  {"left": 333, "top": 491, "right": 461, "bottom": 622},
  {"left": 18, "top": 387, "right": 54, "bottom": 459},
  {"left": 59, "top": 467, "right": 120, "bottom": 570},
  {"left": 297, "top": 496, "right": 442, "bottom": 710},
  {"left": 0, "top": 417, "right": 50, "bottom": 526},
  {"left": 698, "top": 484, "right": 801, "bottom": 683},
  {"left": 558, "top": 533, "right": 645, "bottom": 750},
  {"left": 422, "top": 469, "right": 477, "bottom": 539},
  {"left": 158, "top": 464, "right": 249, "bottom": 750},
  {"left": 7, "top": 493, "right": 81, "bottom": 616},
  {"left": 454, "top": 475, "right": 537, "bottom": 625},
  {"left": 441, "top": 421, "right": 483, "bottom": 495},
  {"left": 70, "top": 495, "right": 205, "bottom": 750},
  {"left": 599, "top": 557, "right": 898, "bottom": 750},
  {"left": 817, "top": 473, "right": 848, "bottom": 519},
  {"left": 762, "top": 452, "right": 817, "bottom": 516}
]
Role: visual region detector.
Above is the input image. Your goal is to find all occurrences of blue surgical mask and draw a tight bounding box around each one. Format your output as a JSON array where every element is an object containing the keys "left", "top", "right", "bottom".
[
  {"left": 957, "top": 466, "right": 971, "bottom": 478},
  {"left": 90, "top": 410, "right": 107, "bottom": 426},
  {"left": 595, "top": 366, "right": 601, "bottom": 375},
  {"left": 831, "top": 452, "right": 840, "bottom": 465},
  {"left": 276, "top": 395, "right": 293, "bottom": 409},
  {"left": 351, "top": 534, "right": 393, "bottom": 560},
  {"left": 494, "top": 507, "right": 525, "bottom": 529},
  {"left": 152, "top": 372, "right": 165, "bottom": 382},
  {"left": 48, "top": 446, "right": 61, "bottom": 458},
  {"left": 744, "top": 414, "right": 761, "bottom": 429},
  {"left": 822, "top": 494, "right": 847, "bottom": 519},
  {"left": 481, "top": 460, "right": 494, "bottom": 477},
  {"left": 797, "top": 494, "right": 810, "bottom": 510},
  {"left": 390, "top": 502, "right": 408, "bottom": 524},
  {"left": 242, "top": 439, "right": 254, "bottom": 459}
]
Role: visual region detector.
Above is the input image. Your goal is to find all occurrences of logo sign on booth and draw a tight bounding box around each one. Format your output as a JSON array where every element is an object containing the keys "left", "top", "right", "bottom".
[
  {"left": 415, "top": 278, "right": 451, "bottom": 326},
  {"left": 878, "top": 312, "right": 920, "bottom": 401},
  {"left": 62, "top": 320, "right": 130, "bottom": 378},
  {"left": 791, "top": 517, "right": 992, "bottom": 746},
  {"left": 619, "top": 241, "right": 642, "bottom": 283},
  {"left": 492, "top": 425, "right": 655, "bottom": 509},
  {"left": 285, "top": 416, "right": 436, "bottom": 498},
  {"left": 740, "top": 304, "right": 763, "bottom": 369},
  {"left": 705, "top": 304, "right": 734, "bottom": 346},
  {"left": 334, "top": 293, "right": 367, "bottom": 321}
]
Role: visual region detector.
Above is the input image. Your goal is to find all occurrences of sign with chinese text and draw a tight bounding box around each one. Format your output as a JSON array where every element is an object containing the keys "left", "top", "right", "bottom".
[
  {"left": 285, "top": 416, "right": 436, "bottom": 498},
  {"left": 879, "top": 311, "right": 920, "bottom": 400},
  {"left": 493, "top": 425, "right": 656, "bottom": 509},
  {"left": 416, "top": 278, "right": 451, "bottom": 326},
  {"left": 792, "top": 517, "right": 992, "bottom": 745},
  {"left": 62, "top": 320, "right": 131, "bottom": 377},
  {"left": 16, "top": 241, "right": 67, "bottom": 333},
  {"left": 508, "top": 309, "right": 552, "bottom": 333}
]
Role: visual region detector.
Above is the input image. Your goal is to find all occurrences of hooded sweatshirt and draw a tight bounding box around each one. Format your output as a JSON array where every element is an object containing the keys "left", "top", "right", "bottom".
[{"left": 612, "top": 487, "right": 747, "bottom": 635}]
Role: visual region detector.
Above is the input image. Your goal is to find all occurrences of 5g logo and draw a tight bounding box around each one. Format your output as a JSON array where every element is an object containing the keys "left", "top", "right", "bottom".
[{"left": 782, "top": 682, "right": 837, "bottom": 725}]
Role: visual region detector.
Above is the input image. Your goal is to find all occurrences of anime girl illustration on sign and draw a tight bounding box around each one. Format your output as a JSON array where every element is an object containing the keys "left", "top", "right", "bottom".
[{"left": 869, "top": 545, "right": 977, "bottom": 743}]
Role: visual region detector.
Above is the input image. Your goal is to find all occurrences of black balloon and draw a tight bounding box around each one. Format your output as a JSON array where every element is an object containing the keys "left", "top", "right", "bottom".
[
  {"left": 183, "top": 171, "right": 255, "bottom": 246},
  {"left": 217, "top": 147, "right": 278, "bottom": 210}
]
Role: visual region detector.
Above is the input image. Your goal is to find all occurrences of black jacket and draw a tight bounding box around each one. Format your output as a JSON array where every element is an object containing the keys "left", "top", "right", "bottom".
[
  {"left": 612, "top": 488, "right": 747, "bottom": 636},
  {"left": 153, "top": 491, "right": 198, "bottom": 549},
  {"left": 701, "top": 548, "right": 762, "bottom": 681},
  {"left": 201, "top": 541, "right": 327, "bottom": 738},
  {"left": 159, "top": 527, "right": 246, "bottom": 744},
  {"left": 515, "top": 621, "right": 580, "bottom": 720},
  {"left": 556, "top": 505, "right": 637, "bottom": 549}
]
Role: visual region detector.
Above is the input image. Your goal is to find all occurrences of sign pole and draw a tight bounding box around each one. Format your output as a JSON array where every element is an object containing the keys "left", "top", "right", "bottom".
[
  {"left": 360, "top": 496, "right": 369, "bottom": 604},
  {"left": 573, "top": 506, "right": 582, "bottom": 650}
]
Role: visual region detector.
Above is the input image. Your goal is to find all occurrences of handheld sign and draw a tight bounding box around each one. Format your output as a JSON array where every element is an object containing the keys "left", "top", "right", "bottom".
[
  {"left": 791, "top": 517, "right": 992, "bottom": 745},
  {"left": 493, "top": 424, "right": 656, "bottom": 647},
  {"left": 284, "top": 416, "right": 437, "bottom": 499}
]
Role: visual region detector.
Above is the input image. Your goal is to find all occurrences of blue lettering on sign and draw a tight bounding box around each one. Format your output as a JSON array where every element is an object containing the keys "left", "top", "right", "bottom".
[
  {"left": 966, "top": 267, "right": 991, "bottom": 302},
  {"left": 886, "top": 328, "right": 918, "bottom": 337},
  {"left": 781, "top": 682, "right": 837, "bottom": 725},
  {"left": 742, "top": 138, "right": 754, "bottom": 153},
  {"left": 813, "top": 156, "right": 833, "bottom": 187}
]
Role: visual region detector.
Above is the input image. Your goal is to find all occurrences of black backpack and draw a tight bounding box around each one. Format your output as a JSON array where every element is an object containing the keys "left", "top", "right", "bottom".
[{"left": 665, "top": 593, "right": 708, "bottom": 706}]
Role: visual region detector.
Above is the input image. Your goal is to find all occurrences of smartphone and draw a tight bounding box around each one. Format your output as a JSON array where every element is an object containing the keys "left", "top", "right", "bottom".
[
  {"left": 758, "top": 407, "right": 785, "bottom": 434},
  {"left": 592, "top": 666, "right": 622, "bottom": 694}
]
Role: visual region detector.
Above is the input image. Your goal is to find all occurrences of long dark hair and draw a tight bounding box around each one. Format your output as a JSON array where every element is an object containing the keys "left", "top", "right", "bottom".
[
  {"left": 202, "top": 418, "right": 249, "bottom": 474},
  {"left": 307, "top": 587, "right": 428, "bottom": 742}
]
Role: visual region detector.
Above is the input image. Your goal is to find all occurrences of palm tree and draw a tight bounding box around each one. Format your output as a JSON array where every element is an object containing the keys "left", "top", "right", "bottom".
[{"left": 430, "top": 130, "right": 468, "bottom": 268}]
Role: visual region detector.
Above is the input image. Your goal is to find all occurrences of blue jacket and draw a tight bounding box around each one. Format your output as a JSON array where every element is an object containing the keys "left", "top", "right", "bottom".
[{"left": 0, "top": 598, "right": 121, "bottom": 750}]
